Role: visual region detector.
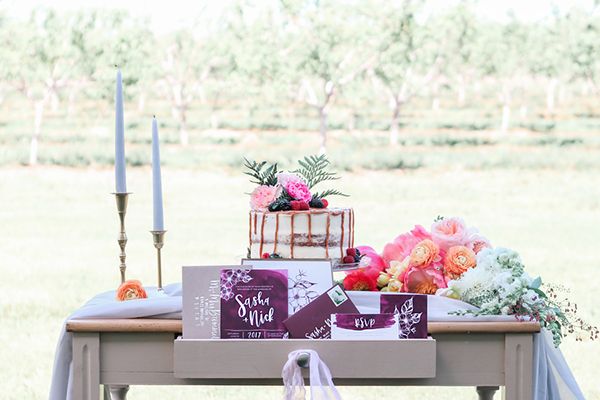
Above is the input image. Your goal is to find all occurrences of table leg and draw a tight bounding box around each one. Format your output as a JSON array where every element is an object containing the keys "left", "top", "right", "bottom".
[
  {"left": 72, "top": 332, "right": 100, "bottom": 400},
  {"left": 503, "top": 334, "right": 533, "bottom": 400},
  {"left": 477, "top": 386, "right": 499, "bottom": 399},
  {"left": 104, "top": 385, "right": 130, "bottom": 400}
]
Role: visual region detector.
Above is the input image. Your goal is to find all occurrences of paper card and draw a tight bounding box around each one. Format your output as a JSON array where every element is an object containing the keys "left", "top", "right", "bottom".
[
  {"left": 331, "top": 313, "right": 399, "bottom": 340},
  {"left": 220, "top": 268, "right": 288, "bottom": 339},
  {"left": 283, "top": 285, "right": 359, "bottom": 339},
  {"left": 380, "top": 293, "right": 428, "bottom": 339},
  {"left": 182, "top": 265, "right": 246, "bottom": 339},
  {"left": 241, "top": 259, "right": 334, "bottom": 316}
]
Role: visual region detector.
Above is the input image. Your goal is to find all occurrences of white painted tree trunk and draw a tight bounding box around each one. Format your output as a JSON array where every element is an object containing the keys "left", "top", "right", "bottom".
[
  {"left": 319, "top": 107, "right": 327, "bottom": 155},
  {"left": 546, "top": 78, "right": 558, "bottom": 114},
  {"left": 501, "top": 105, "right": 511, "bottom": 133},
  {"left": 30, "top": 100, "right": 45, "bottom": 166},
  {"left": 389, "top": 102, "right": 401, "bottom": 146}
]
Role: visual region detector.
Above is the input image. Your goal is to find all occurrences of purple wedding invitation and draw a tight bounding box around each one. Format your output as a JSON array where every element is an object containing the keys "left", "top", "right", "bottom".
[
  {"left": 283, "top": 285, "right": 359, "bottom": 339},
  {"left": 380, "top": 293, "right": 428, "bottom": 339},
  {"left": 220, "top": 268, "right": 288, "bottom": 339},
  {"left": 331, "top": 313, "right": 399, "bottom": 340}
]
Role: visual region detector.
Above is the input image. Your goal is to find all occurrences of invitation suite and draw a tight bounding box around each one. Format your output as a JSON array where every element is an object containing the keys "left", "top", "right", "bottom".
[
  {"left": 331, "top": 313, "right": 399, "bottom": 340},
  {"left": 220, "top": 268, "right": 288, "bottom": 339},
  {"left": 241, "top": 259, "right": 334, "bottom": 316},
  {"left": 283, "top": 285, "right": 359, "bottom": 339},
  {"left": 380, "top": 293, "right": 428, "bottom": 339},
  {"left": 182, "top": 265, "right": 244, "bottom": 339}
]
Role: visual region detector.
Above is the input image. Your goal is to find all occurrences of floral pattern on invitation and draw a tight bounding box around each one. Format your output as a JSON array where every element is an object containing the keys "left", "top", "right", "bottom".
[
  {"left": 220, "top": 269, "right": 253, "bottom": 301},
  {"left": 393, "top": 297, "right": 423, "bottom": 339},
  {"left": 289, "top": 270, "right": 320, "bottom": 312}
]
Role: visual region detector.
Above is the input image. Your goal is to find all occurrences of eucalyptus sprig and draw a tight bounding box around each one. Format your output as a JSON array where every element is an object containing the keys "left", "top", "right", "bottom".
[{"left": 243, "top": 158, "right": 279, "bottom": 186}]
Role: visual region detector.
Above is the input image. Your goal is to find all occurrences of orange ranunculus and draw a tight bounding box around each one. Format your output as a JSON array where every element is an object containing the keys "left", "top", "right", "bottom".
[
  {"left": 409, "top": 239, "right": 439, "bottom": 268},
  {"left": 444, "top": 245, "right": 476, "bottom": 278},
  {"left": 116, "top": 280, "right": 148, "bottom": 301}
]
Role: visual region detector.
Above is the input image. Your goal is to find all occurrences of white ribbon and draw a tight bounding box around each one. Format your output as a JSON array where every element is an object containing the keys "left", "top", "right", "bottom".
[{"left": 282, "top": 349, "right": 342, "bottom": 400}]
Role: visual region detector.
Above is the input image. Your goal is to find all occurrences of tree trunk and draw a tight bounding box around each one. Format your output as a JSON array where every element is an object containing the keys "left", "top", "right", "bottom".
[
  {"left": 457, "top": 75, "right": 466, "bottom": 107},
  {"left": 389, "top": 101, "right": 401, "bottom": 146},
  {"left": 546, "top": 78, "right": 558, "bottom": 115},
  {"left": 500, "top": 85, "right": 511, "bottom": 133},
  {"left": 67, "top": 88, "right": 78, "bottom": 120},
  {"left": 30, "top": 100, "right": 45, "bottom": 166},
  {"left": 318, "top": 106, "right": 327, "bottom": 155},
  {"left": 179, "top": 107, "right": 189, "bottom": 146}
]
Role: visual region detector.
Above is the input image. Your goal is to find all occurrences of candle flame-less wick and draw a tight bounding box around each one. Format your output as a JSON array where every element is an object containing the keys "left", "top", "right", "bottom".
[{"left": 153, "top": 115, "right": 156, "bottom": 118}]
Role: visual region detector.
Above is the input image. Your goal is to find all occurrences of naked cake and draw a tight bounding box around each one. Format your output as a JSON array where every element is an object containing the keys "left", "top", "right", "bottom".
[{"left": 245, "top": 155, "right": 357, "bottom": 262}]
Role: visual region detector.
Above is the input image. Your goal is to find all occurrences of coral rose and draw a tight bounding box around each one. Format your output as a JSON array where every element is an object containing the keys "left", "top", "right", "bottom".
[
  {"left": 444, "top": 245, "right": 477, "bottom": 278},
  {"left": 343, "top": 269, "right": 378, "bottom": 291},
  {"left": 382, "top": 225, "right": 431, "bottom": 266},
  {"left": 409, "top": 239, "right": 440, "bottom": 268},
  {"left": 116, "top": 280, "right": 147, "bottom": 301},
  {"left": 431, "top": 217, "right": 468, "bottom": 251},
  {"left": 250, "top": 185, "right": 280, "bottom": 211}
]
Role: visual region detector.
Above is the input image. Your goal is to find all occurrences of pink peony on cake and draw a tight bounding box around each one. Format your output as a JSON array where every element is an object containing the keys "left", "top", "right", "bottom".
[{"left": 244, "top": 155, "right": 355, "bottom": 261}]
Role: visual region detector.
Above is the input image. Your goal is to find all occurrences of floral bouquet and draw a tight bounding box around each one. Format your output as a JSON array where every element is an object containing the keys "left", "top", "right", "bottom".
[{"left": 343, "top": 216, "right": 598, "bottom": 346}]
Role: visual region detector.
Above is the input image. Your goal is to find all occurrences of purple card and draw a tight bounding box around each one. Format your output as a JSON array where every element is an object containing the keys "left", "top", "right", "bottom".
[
  {"left": 220, "top": 268, "right": 288, "bottom": 339},
  {"left": 380, "top": 293, "right": 428, "bottom": 339},
  {"left": 283, "top": 285, "right": 359, "bottom": 339},
  {"left": 331, "top": 313, "right": 399, "bottom": 340}
]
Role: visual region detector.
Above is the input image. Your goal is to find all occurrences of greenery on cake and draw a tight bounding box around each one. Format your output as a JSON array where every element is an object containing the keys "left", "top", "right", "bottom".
[{"left": 245, "top": 155, "right": 348, "bottom": 212}]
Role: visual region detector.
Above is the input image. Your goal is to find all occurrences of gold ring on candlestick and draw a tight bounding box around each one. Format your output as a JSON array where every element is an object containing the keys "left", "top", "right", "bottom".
[
  {"left": 150, "top": 230, "right": 166, "bottom": 291},
  {"left": 112, "top": 192, "right": 131, "bottom": 284}
]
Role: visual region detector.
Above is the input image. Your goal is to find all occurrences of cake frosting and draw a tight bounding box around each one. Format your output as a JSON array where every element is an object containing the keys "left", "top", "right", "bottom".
[{"left": 249, "top": 208, "right": 354, "bottom": 259}]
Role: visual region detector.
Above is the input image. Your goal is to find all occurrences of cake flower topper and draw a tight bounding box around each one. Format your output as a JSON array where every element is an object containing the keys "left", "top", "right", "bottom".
[{"left": 244, "top": 155, "right": 348, "bottom": 212}]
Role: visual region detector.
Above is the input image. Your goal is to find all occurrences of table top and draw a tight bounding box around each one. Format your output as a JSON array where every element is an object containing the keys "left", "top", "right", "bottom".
[{"left": 66, "top": 318, "right": 541, "bottom": 334}]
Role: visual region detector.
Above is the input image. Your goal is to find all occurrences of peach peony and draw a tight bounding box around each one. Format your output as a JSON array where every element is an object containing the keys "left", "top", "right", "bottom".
[
  {"left": 409, "top": 239, "right": 440, "bottom": 268},
  {"left": 116, "top": 280, "right": 147, "bottom": 301},
  {"left": 249, "top": 185, "right": 280, "bottom": 211},
  {"left": 443, "top": 245, "right": 477, "bottom": 278},
  {"left": 431, "top": 217, "right": 468, "bottom": 251},
  {"left": 403, "top": 266, "right": 446, "bottom": 295}
]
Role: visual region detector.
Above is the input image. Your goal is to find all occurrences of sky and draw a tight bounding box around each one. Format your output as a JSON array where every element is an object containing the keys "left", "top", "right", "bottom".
[{"left": 1, "top": 0, "right": 597, "bottom": 33}]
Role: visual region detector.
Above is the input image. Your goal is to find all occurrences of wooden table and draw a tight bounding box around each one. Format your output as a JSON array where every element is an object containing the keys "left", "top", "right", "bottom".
[{"left": 67, "top": 319, "right": 540, "bottom": 400}]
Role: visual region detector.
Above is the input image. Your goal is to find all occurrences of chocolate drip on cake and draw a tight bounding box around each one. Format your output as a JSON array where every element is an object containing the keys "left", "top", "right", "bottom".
[
  {"left": 307, "top": 212, "right": 312, "bottom": 243},
  {"left": 325, "top": 213, "right": 330, "bottom": 258},
  {"left": 253, "top": 213, "right": 257, "bottom": 235},
  {"left": 248, "top": 212, "right": 252, "bottom": 248},
  {"left": 290, "top": 213, "right": 295, "bottom": 258},
  {"left": 273, "top": 213, "right": 279, "bottom": 254},
  {"left": 259, "top": 213, "right": 266, "bottom": 256},
  {"left": 340, "top": 211, "right": 345, "bottom": 258}
]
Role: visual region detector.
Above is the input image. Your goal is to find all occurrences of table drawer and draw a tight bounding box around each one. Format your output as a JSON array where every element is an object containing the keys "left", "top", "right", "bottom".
[{"left": 174, "top": 337, "right": 436, "bottom": 379}]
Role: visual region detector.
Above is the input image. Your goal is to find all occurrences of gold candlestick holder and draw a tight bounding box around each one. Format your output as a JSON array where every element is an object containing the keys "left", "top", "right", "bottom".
[
  {"left": 150, "top": 230, "right": 166, "bottom": 291},
  {"left": 113, "top": 192, "right": 131, "bottom": 283}
]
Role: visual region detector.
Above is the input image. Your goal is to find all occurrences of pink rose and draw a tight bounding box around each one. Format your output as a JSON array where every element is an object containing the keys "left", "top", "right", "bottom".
[
  {"left": 276, "top": 172, "right": 305, "bottom": 188},
  {"left": 464, "top": 231, "right": 491, "bottom": 254},
  {"left": 249, "top": 185, "right": 280, "bottom": 211},
  {"left": 285, "top": 181, "right": 312, "bottom": 202},
  {"left": 382, "top": 225, "right": 431, "bottom": 267},
  {"left": 431, "top": 217, "right": 469, "bottom": 251},
  {"left": 356, "top": 245, "right": 386, "bottom": 272}
]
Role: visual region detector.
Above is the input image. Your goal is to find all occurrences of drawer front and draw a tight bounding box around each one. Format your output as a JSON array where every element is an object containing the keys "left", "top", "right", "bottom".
[{"left": 174, "top": 337, "right": 436, "bottom": 379}]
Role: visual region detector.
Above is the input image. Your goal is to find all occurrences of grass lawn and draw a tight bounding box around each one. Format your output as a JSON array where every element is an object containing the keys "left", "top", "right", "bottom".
[{"left": 1, "top": 162, "right": 599, "bottom": 399}]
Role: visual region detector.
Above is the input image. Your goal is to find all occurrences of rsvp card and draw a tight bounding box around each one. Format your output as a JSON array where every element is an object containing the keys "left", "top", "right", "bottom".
[
  {"left": 380, "top": 293, "right": 428, "bottom": 339},
  {"left": 220, "top": 269, "right": 288, "bottom": 339},
  {"left": 331, "top": 313, "right": 399, "bottom": 340}
]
